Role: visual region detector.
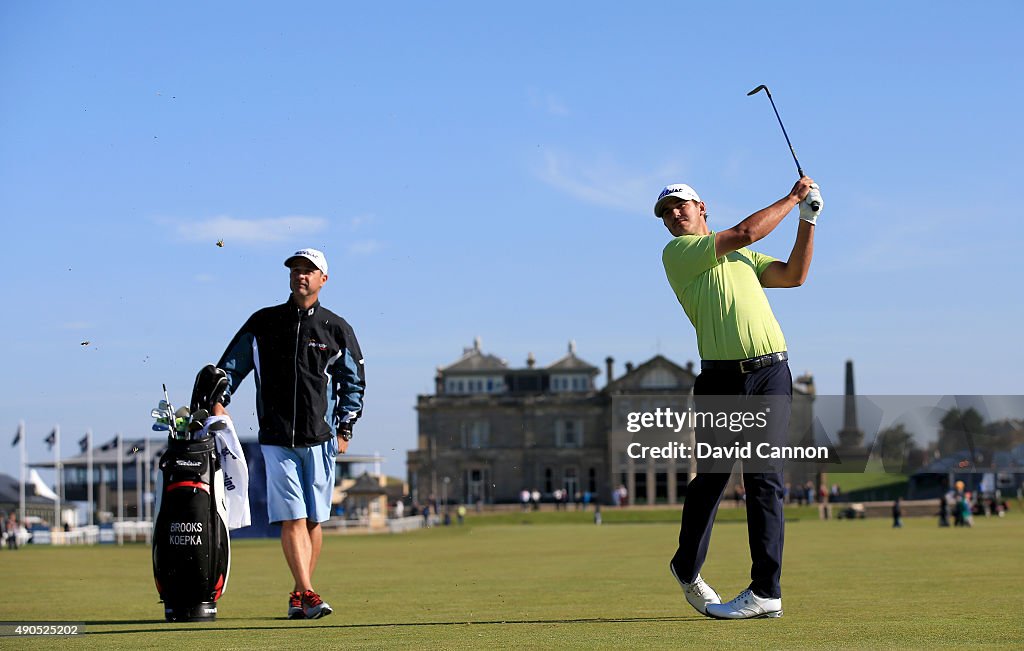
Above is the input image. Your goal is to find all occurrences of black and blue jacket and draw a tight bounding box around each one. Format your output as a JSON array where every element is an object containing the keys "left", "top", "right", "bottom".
[{"left": 217, "top": 297, "right": 365, "bottom": 448}]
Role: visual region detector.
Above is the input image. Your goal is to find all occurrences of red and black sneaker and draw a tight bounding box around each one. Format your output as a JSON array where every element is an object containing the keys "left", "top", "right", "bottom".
[
  {"left": 287, "top": 591, "right": 305, "bottom": 619},
  {"left": 301, "top": 589, "right": 333, "bottom": 619}
]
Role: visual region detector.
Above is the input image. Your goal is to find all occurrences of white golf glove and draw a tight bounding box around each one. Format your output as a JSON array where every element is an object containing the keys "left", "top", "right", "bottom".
[{"left": 799, "top": 183, "right": 823, "bottom": 225}]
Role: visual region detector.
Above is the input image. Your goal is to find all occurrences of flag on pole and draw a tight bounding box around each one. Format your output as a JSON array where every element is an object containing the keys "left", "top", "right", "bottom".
[
  {"left": 16, "top": 422, "right": 26, "bottom": 526},
  {"left": 99, "top": 437, "right": 119, "bottom": 452},
  {"left": 44, "top": 429, "right": 57, "bottom": 450},
  {"left": 84, "top": 430, "right": 94, "bottom": 527},
  {"left": 12, "top": 428, "right": 21, "bottom": 447},
  {"left": 79, "top": 435, "right": 89, "bottom": 453}
]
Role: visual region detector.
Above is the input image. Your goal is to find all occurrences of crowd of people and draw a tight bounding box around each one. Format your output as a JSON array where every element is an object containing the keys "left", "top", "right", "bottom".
[
  {"left": 779, "top": 481, "right": 841, "bottom": 505},
  {"left": 938, "top": 480, "right": 1011, "bottom": 527}
]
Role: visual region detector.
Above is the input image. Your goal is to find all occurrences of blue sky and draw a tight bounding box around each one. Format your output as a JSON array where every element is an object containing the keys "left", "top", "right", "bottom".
[{"left": 2, "top": 2, "right": 1021, "bottom": 483}]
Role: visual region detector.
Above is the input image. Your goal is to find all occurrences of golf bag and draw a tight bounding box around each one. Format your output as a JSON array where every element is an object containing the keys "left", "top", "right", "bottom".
[{"left": 152, "top": 366, "right": 232, "bottom": 622}]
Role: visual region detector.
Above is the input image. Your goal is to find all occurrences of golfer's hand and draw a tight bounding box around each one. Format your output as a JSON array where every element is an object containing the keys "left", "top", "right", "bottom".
[
  {"left": 337, "top": 435, "right": 349, "bottom": 455},
  {"left": 789, "top": 176, "right": 815, "bottom": 203},
  {"left": 799, "top": 183, "right": 823, "bottom": 225}
]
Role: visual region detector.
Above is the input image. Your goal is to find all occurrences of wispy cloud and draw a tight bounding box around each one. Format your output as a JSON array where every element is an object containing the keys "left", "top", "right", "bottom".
[
  {"left": 527, "top": 88, "right": 570, "bottom": 117},
  {"left": 347, "top": 239, "right": 383, "bottom": 255},
  {"left": 536, "top": 150, "right": 683, "bottom": 213},
  {"left": 830, "top": 199, "right": 963, "bottom": 273},
  {"left": 172, "top": 215, "right": 329, "bottom": 243},
  {"left": 348, "top": 215, "right": 371, "bottom": 230}
]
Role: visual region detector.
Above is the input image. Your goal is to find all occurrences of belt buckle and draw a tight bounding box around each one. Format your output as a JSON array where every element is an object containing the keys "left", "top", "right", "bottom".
[{"left": 739, "top": 358, "right": 757, "bottom": 374}]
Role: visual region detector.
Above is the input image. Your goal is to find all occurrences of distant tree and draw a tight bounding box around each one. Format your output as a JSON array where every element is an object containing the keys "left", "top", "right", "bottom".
[
  {"left": 938, "top": 407, "right": 987, "bottom": 456},
  {"left": 877, "top": 424, "right": 917, "bottom": 472},
  {"left": 940, "top": 407, "right": 985, "bottom": 433}
]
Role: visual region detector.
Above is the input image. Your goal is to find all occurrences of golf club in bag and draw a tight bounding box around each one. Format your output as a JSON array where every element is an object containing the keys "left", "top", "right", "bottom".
[{"left": 152, "top": 365, "right": 231, "bottom": 622}]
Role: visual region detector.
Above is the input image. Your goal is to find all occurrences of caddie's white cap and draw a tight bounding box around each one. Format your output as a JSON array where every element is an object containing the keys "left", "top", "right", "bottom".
[
  {"left": 284, "top": 248, "right": 328, "bottom": 274},
  {"left": 653, "top": 183, "right": 702, "bottom": 218}
]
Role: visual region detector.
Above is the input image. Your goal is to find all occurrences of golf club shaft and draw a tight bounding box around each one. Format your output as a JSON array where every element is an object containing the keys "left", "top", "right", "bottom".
[
  {"left": 748, "top": 85, "right": 820, "bottom": 211},
  {"left": 163, "top": 383, "right": 181, "bottom": 439}
]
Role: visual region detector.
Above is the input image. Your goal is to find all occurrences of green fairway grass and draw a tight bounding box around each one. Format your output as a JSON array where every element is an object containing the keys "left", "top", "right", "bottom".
[
  {"left": 829, "top": 463, "right": 910, "bottom": 501},
  {"left": 459, "top": 503, "right": 821, "bottom": 526},
  {"left": 3, "top": 512, "right": 1022, "bottom": 649}
]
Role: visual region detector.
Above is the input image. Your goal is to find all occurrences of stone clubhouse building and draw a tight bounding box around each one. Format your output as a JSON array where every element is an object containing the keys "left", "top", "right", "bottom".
[{"left": 407, "top": 339, "right": 815, "bottom": 506}]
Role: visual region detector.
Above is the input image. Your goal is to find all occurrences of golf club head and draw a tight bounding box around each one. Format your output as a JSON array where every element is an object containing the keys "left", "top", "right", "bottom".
[
  {"left": 174, "top": 406, "right": 191, "bottom": 419},
  {"left": 151, "top": 408, "right": 164, "bottom": 419},
  {"left": 152, "top": 422, "right": 170, "bottom": 432},
  {"left": 747, "top": 84, "right": 768, "bottom": 96}
]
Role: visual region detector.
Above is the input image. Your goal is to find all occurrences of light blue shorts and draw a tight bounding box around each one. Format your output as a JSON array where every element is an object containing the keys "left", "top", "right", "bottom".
[{"left": 262, "top": 439, "right": 337, "bottom": 524}]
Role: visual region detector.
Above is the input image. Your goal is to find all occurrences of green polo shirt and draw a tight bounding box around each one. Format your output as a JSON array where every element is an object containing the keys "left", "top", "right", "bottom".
[{"left": 662, "top": 232, "right": 786, "bottom": 361}]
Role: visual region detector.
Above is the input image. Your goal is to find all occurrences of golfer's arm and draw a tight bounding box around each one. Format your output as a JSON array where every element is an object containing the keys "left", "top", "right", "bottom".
[
  {"left": 760, "top": 220, "right": 814, "bottom": 288},
  {"left": 715, "top": 194, "right": 801, "bottom": 258}
]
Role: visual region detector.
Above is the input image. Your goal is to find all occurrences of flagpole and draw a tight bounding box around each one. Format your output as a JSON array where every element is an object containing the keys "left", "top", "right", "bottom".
[
  {"left": 86, "top": 430, "right": 93, "bottom": 527},
  {"left": 18, "top": 421, "right": 26, "bottom": 526},
  {"left": 143, "top": 436, "right": 150, "bottom": 523},
  {"left": 116, "top": 433, "right": 123, "bottom": 545},
  {"left": 135, "top": 447, "right": 142, "bottom": 524},
  {"left": 54, "top": 425, "right": 61, "bottom": 531}
]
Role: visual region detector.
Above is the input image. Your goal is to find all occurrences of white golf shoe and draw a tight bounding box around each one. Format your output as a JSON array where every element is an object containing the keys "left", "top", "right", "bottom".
[
  {"left": 669, "top": 564, "right": 721, "bottom": 616},
  {"left": 705, "top": 588, "right": 782, "bottom": 619}
]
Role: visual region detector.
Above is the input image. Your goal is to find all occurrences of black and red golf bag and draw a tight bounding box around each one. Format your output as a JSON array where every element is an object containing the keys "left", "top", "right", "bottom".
[
  {"left": 152, "top": 366, "right": 232, "bottom": 622},
  {"left": 153, "top": 431, "right": 231, "bottom": 621}
]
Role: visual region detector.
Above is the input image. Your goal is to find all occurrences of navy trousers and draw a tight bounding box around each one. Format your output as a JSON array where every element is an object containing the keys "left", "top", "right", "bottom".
[{"left": 670, "top": 361, "right": 792, "bottom": 599}]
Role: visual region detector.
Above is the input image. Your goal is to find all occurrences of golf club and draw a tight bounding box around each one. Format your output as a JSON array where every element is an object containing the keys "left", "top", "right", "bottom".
[
  {"left": 161, "top": 384, "right": 187, "bottom": 439},
  {"left": 747, "top": 84, "right": 820, "bottom": 212}
]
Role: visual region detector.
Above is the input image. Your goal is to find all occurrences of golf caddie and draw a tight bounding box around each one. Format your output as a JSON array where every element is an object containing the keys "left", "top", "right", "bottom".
[
  {"left": 656, "top": 177, "right": 822, "bottom": 619},
  {"left": 213, "top": 248, "right": 366, "bottom": 619}
]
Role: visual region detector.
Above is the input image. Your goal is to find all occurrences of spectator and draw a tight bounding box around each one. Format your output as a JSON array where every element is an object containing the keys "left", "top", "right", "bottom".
[
  {"left": 4, "top": 513, "right": 18, "bottom": 550},
  {"left": 938, "top": 492, "right": 951, "bottom": 527}
]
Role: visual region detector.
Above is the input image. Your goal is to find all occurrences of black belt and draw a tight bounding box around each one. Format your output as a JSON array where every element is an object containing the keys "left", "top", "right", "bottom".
[{"left": 701, "top": 351, "right": 788, "bottom": 374}]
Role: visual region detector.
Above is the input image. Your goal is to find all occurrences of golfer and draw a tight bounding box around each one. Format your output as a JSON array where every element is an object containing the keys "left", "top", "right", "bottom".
[
  {"left": 213, "top": 248, "right": 366, "bottom": 619},
  {"left": 656, "top": 177, "right": 822, "bottom": 619}
]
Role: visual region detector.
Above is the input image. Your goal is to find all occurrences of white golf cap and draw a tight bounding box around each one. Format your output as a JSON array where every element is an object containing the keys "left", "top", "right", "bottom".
[
  {"left": 653, "top": 183, "right": 702, "bottom": 218},
  {"left": 284, "top": 248, "right": 328, "bottom": 274}
]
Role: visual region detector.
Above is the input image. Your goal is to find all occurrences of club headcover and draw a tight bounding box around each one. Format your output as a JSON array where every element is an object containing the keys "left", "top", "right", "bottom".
[{"left": 191, "top": 364, "right": 230, "bottom": 413}]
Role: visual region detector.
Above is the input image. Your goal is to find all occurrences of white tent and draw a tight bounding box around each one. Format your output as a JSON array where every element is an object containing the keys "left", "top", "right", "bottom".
[{"left": 28, "top": 469, "right": 58, "bottom": 501}]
